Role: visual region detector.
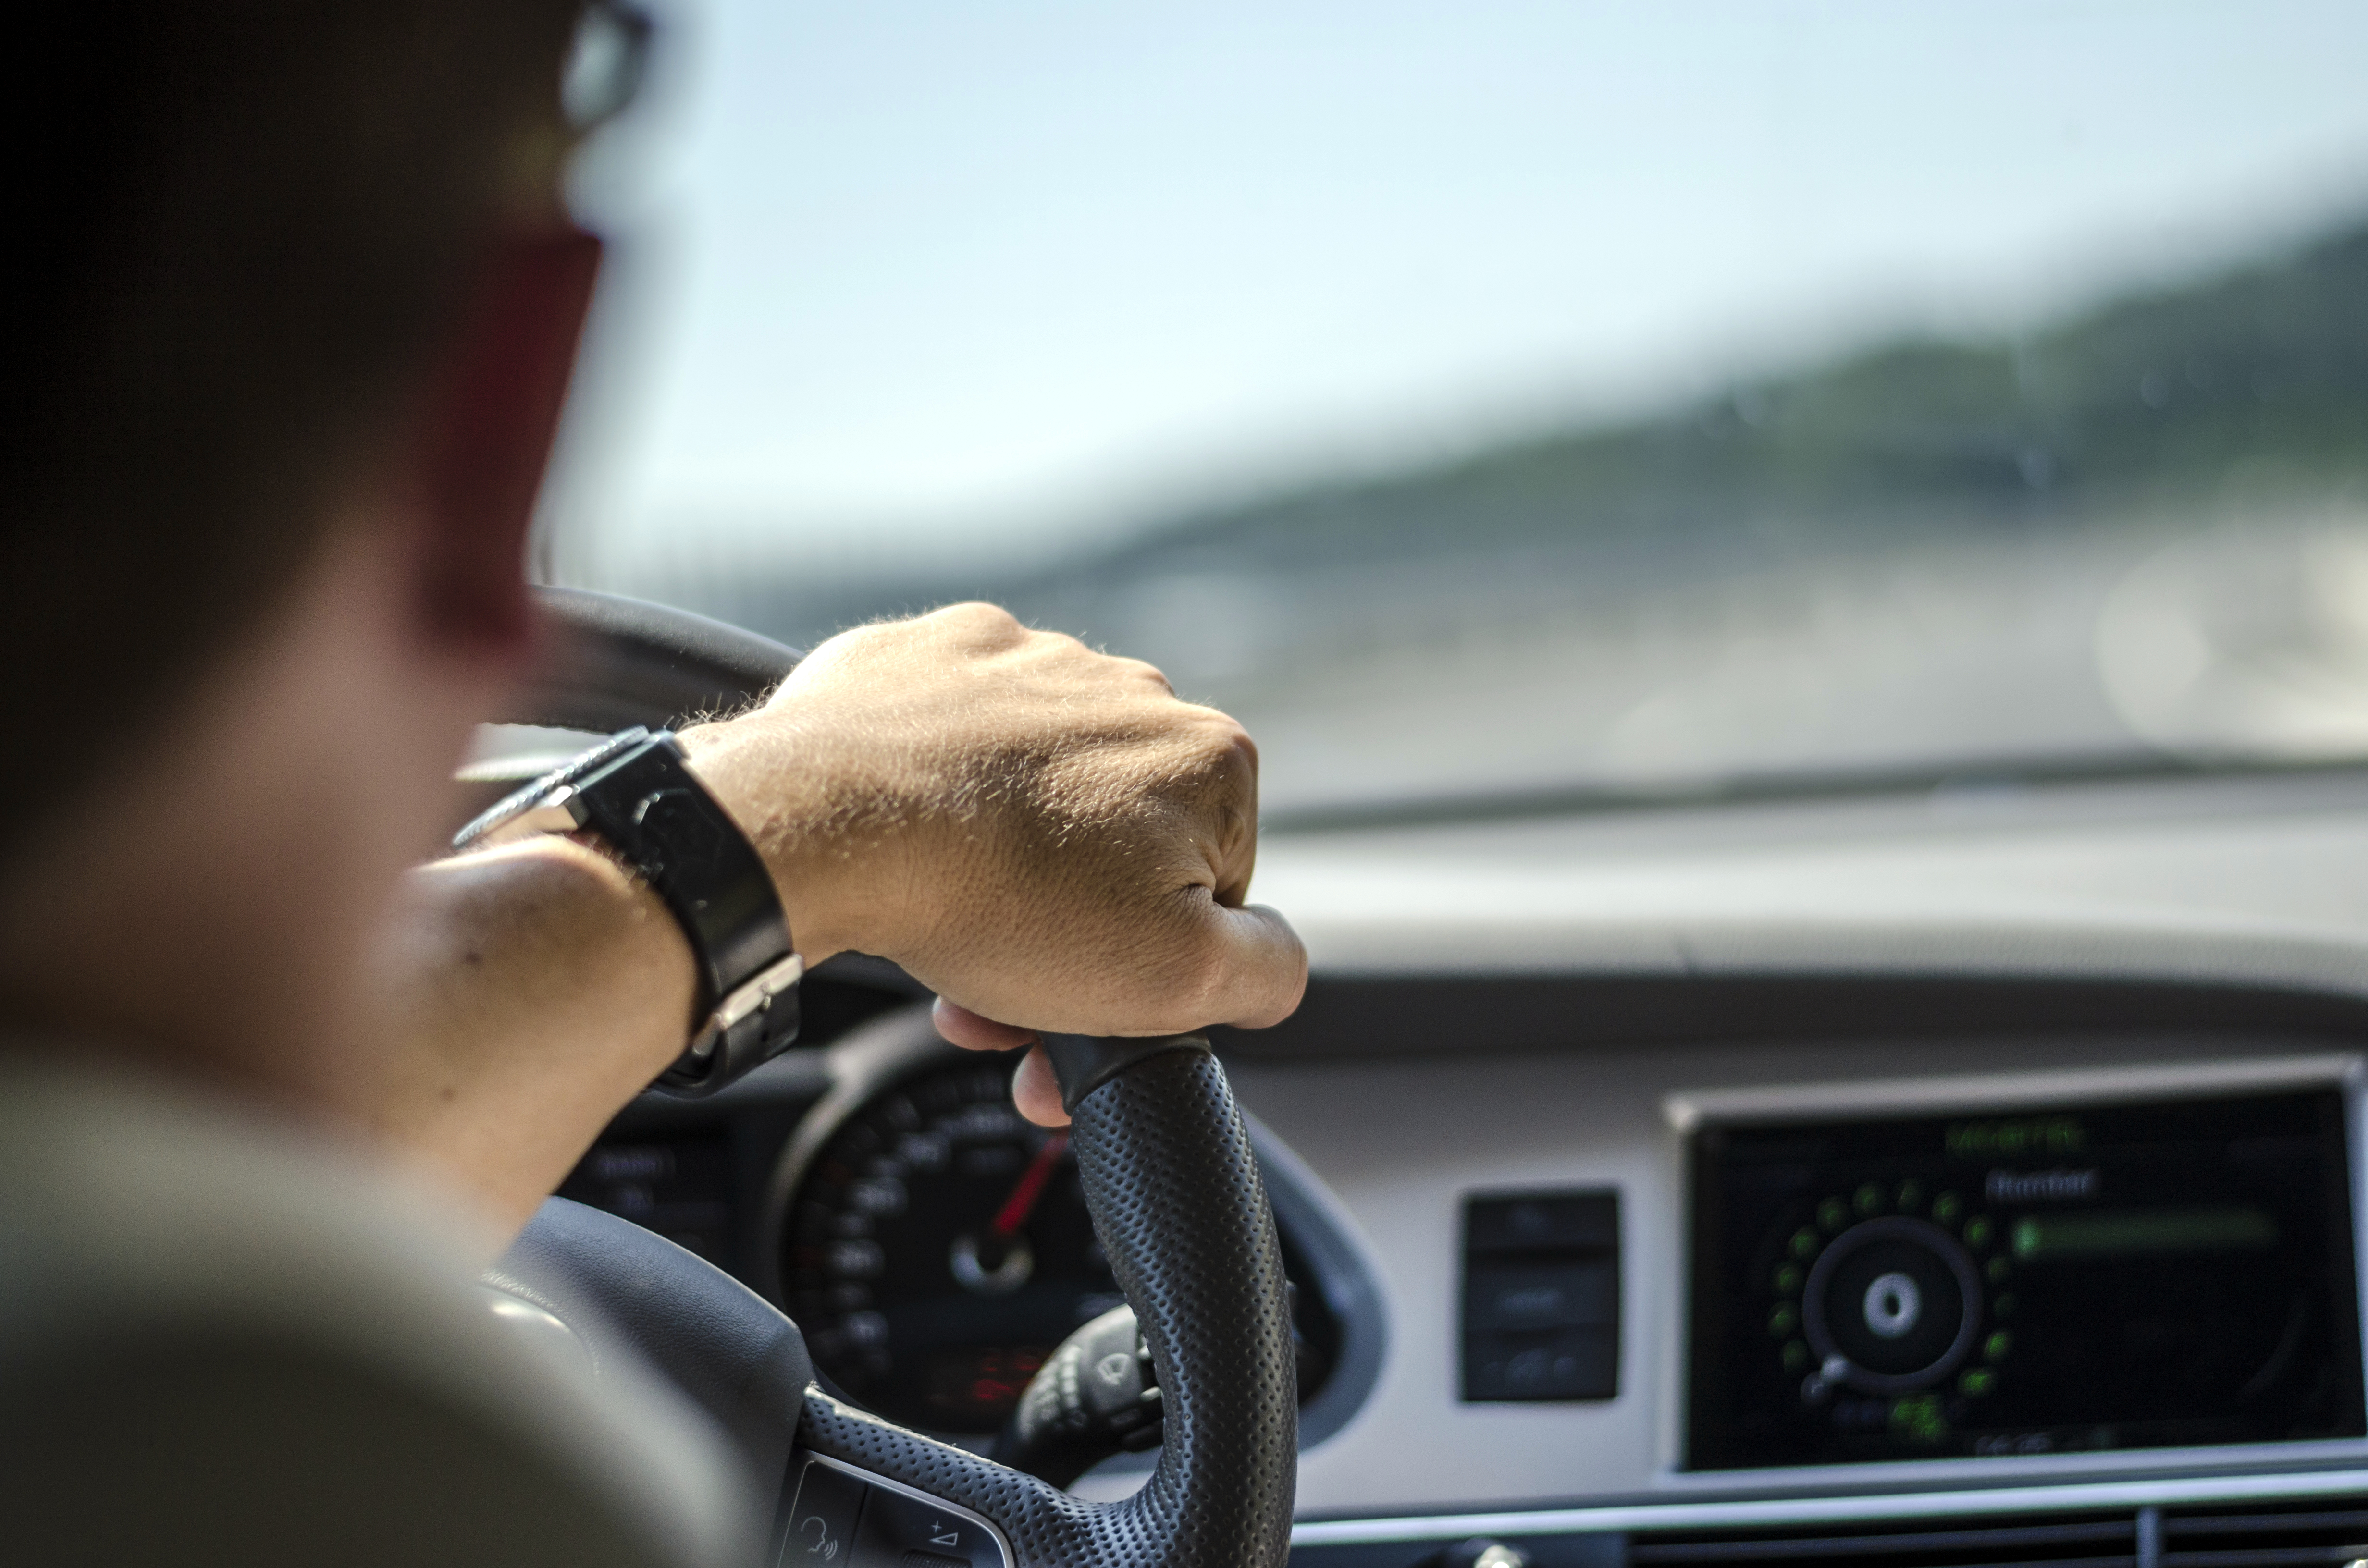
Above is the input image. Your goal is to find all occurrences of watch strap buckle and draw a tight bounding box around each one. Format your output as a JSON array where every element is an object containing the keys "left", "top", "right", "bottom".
[{"left": 663, "top": 950, "right": 805, "bottom": 1093}]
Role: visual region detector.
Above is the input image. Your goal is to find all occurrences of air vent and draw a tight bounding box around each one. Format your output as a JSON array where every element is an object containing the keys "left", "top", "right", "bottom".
[
  {"left": 1629, "top": 1510, "right": 2135, "bottom": 1567},
  {"left": 1626, "top": 1496, "right": 2368, "bottom": 1568},
  {"left": 2160, "top": 1499, "right": 2368, "bottom": 1563}
]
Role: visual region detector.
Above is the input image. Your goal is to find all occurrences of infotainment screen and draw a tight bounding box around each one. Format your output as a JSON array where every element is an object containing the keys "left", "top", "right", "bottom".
[{"left": 1685, "top": 1087, "right": 2365, "bottom": 1470}]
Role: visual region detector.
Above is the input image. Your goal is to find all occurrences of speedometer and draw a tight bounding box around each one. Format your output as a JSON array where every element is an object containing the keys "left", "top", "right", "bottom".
[
  {"left": 782, "top": 1056, "right": 1117, "bottom": 1431},
  {"left": 773, "top": 1046, "right": 1338, "bottom": 1436}
]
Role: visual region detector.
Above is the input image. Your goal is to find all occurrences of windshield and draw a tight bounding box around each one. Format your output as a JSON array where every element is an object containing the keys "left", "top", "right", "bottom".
[{"left": 545, "top": 0, "right": 2368, "bottom": 819}]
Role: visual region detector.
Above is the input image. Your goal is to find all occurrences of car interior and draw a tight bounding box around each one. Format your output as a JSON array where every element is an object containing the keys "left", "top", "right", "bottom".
[{"left": 487, "top": 3, "right": 2368, "bottom": 1565}]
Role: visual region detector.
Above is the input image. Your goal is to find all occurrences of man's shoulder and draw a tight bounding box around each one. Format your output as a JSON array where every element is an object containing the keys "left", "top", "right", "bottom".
[{"left": 0, "top": 1053, "right": 752, "bottom": 1567}]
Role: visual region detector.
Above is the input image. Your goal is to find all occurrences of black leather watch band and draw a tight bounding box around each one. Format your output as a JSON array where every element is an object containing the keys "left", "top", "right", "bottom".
[{"left": 455, "top": 727, "right": 800, "bottom": 1096}]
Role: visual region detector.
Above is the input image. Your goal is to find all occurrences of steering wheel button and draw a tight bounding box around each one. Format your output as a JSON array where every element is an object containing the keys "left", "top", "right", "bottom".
[
  {"left": 851, "top": 1481, "right": 993, "bottom": 1568},
  {"left": 779, "top": 1458, "right": 865, "bottom": 1568}
]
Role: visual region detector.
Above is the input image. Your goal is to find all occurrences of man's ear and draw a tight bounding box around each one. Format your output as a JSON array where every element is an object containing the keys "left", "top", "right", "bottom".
[{"left": 409, "top": 225, "right": 604, "bottom": 657}]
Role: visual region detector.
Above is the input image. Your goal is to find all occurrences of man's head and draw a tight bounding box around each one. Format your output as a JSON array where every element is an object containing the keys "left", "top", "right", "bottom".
[
  {"left": 4, "top": 1, "right": 597, "bottom": 839},
  {"left": 0, "top": 1, "right": 612, "bottom": 1088}
]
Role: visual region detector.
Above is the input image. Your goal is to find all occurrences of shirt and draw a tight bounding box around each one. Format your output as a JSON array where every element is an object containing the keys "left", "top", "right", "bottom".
[{"left": 0, "top": 1051, "right": 756, "bottom": 1566}]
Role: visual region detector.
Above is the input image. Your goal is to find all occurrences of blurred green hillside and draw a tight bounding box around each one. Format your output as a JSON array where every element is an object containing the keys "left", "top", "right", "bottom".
[
  {"left": 705, "top": 218, "right": 2368, "bottom": 649},
  {"left": 650, "top": 217, "right": 2368, "bottom": 809},
  {"left": 1080, "top": 221, "right": 2368, "bottom": 577}
]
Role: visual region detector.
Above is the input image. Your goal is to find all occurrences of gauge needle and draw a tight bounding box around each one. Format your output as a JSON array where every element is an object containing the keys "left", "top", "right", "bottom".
[{"left": 990, "top": 1134, "right": 1070, "bottom": 1240}]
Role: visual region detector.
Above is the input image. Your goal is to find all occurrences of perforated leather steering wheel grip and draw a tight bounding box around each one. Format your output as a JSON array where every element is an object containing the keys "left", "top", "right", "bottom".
[{"left": 795, "top": 1033, "right": 1298, "bottom": 1568}]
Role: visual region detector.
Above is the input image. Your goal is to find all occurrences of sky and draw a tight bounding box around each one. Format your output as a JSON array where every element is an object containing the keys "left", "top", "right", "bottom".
[{"left": 546, "top": 0, "right": 2368, "bottom": 588}]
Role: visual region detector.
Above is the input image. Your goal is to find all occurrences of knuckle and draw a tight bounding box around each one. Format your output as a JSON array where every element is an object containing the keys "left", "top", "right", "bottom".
[
  {"left": 1185, "top": 726, "right": 1258, "bottom": 793},
  {"left": 931, "top": 601, "right": 1024, "bottom": 637},
  {"left": 1110, "top": 655, "right": 1173, "bottom": 690},
  {"left": 1176, "top": 702, "right": 1253, "bottom": 749}
]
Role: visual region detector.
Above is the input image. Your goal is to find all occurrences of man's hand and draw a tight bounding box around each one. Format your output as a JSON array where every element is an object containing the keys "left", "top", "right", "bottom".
[
  {"left": 362, "top": 601, "right": 1297, "bottom": 1231},
  {"left": 679, "top": 604, "right": 1307, "bottom": 1124}
]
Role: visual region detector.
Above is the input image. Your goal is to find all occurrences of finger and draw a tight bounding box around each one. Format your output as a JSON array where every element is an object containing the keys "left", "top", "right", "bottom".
[
  {"left": 935, "top": 999, "right": 1066, "bottom": 1125},
  {"left": 1196, "top": 731, "right": 1260, "bottom": 908},
  {"left": 933, "top": 996, "right": 1036, "bottom": 1052},
  {"left": 1011, "top": 1045, "right": 1070, "bottom": 1127},
  {"left": 1181, "top": 898, "right": 1308, "bottom": 1031}
]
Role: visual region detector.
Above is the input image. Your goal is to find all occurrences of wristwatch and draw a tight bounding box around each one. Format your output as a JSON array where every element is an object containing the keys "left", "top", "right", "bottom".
[{"left": 453, "top": 727, "right": 801, "bottom": 1096}]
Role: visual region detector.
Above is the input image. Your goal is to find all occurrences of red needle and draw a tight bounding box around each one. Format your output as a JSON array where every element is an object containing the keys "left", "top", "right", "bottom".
[{"left": 990, "top": 1134, "right": 1070, "bottom": 1239}]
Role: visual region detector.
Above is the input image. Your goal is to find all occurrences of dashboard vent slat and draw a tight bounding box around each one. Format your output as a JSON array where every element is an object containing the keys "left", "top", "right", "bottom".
[
  {"left": 1634, "top": 1551, "right": 2130, "bottom": 1568},
  {"left": 2161, "top": 1551, "right": 2368, "bottom": 1566},
  {"left": 1630, "top": 1514, "right": 2134, "bottom": 1567},
  {"left": 2162, "top": 1499, "right": 2368, "bottom": 1565},
  {"left": 1610, "top": 1491, "right": 2368, "bottom": 1568}
]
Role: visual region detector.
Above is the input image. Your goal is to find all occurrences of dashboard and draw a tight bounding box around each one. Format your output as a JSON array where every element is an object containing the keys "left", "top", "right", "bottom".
[{"left": 567, "top": 763, "right": 2368, "bottom": 1566}]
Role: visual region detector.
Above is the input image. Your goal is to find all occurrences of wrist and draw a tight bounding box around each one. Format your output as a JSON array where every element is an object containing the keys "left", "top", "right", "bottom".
[
  {"left": 452, "top": 725, "right": 808, "bottom": 1093},
  {"left": 400, "top": 833, "right": 699, "bottom": 1079},
  {"left": 673, "top": 716, "right": 894, "bottom": 968}
]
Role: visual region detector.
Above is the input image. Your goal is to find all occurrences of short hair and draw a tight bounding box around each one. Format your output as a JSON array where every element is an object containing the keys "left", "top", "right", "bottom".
[{"left": 1, "top": 1, "right": 583, "bottom": 860}]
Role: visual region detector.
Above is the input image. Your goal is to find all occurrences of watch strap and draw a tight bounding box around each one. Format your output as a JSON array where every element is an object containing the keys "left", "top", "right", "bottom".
[{"left": 456, "top": 727, "right": 800, "bottom": 1095}]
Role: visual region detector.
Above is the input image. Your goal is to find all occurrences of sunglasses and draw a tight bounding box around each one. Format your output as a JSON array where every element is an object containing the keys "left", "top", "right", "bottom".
[{"left": 563, "top": 0, "right": 654, "bottom": 134}]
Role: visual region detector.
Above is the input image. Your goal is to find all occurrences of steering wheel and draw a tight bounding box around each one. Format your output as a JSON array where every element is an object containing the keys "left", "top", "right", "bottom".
[{"left": 480, "top": 588, "right": 1299, "bottom": 1568}]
